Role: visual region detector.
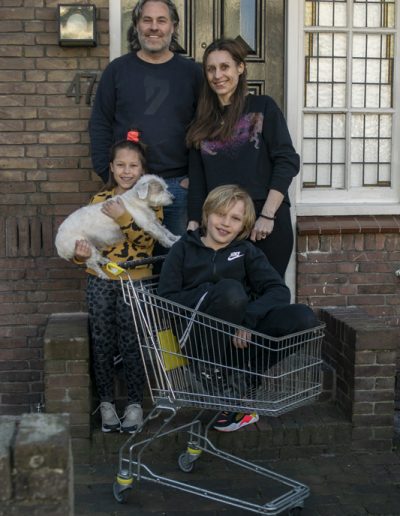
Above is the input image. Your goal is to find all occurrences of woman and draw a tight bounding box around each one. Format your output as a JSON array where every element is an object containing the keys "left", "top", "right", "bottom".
[{"left": 186, "top": 38, "right": 299, "bottom": 278}]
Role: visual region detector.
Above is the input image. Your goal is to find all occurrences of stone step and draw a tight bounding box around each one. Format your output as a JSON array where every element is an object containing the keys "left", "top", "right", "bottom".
[{"left": 78, "top": 401, "right": 351, "bottom": 466}]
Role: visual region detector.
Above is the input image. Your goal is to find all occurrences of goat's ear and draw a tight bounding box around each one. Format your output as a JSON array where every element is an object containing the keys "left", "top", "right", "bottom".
[{"left": 136, "top": 180, "right": 149, "bottom": 200}]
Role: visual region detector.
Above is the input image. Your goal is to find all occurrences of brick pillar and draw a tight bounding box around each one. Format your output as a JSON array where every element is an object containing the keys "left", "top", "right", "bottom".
[
  {"left": 320, "top": 307, "right": 398, "bottom": 451},
  {"left": 0, "top": 414, "right": 73, "bottom": 515},
  {"left": 44, "top": 313, "right": 91, "bottom": 460}
]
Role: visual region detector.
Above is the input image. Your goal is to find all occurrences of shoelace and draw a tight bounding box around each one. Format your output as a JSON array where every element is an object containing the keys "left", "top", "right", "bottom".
[{"left": 91, "top": 402, "right": 120, "bottom": 422}]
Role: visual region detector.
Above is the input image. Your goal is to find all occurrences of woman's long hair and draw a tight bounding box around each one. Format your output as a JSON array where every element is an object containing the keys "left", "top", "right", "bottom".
[{"left": 186, "top": 38, "right": 248, "bottom": 149}]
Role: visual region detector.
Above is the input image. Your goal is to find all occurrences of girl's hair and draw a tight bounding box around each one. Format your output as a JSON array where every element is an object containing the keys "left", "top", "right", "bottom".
[
  {"left": 127, "top": 0, "right": 180, "bottom": 52},
  {"left": 186, "top": 38, "right": 248, "bottom": 149},
  {"left": 201, "top": 185, "right": 255, "bottom": 241},
  {"left": 100, "top": 139, "right": 148, "bottom": 192}
]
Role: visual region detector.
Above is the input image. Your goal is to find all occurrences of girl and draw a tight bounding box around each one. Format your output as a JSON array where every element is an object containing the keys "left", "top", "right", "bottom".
[
  {"left": 158, "top": 185, "right": 318, "bottom": 432},
  {"left": 186, "top": 38, "right": 299, "bottom": 278},
  {"left": 74, "top": 134, "right": 161, "bottom": 433}
]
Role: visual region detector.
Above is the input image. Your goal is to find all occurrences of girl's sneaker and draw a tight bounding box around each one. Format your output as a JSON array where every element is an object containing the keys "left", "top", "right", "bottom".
[
  {"left": 213, "top": 411, "right": 259, "bottom": 432},
  {"left": 121, "top": 403, "right": 143, "bottom": 433},
  {"left": 93, "top": 402, "right": 120, "bottom": 433}
]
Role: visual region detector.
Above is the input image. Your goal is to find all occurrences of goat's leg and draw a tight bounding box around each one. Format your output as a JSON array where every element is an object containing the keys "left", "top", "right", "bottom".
[{"left": 85, "top": 247, "right": 110, "bottom": 279}]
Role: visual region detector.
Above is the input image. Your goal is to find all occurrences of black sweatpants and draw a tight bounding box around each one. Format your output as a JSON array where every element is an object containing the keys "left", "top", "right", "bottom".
[
  {"left": 252, "top": 201, "right": 293, "bottom": 278},
  {"left": 194, "top": 278, "right": 319, "bottom": 370},
  {"left": 86, "top": 275, "right": 145, "bottom": 404}
]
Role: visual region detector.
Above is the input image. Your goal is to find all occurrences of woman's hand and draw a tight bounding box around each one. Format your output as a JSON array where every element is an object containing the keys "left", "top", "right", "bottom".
[
  {"left": 187, "top": 220, "right": 199, "bottom": 231},
  {"left": 180, "top": 177, "right": 189, "bottom": 189},
  {"left": 250, "top": 216, "right": 274, "bottom": 242},
  {"left": 74, "top": 239, "right": 92, "bottom": 262},
  {"left": 101, "top": 198, "right": 126, "bottom": 220},
  {"left": 233, "top": 328, "right": 252, "bottom": 349}
]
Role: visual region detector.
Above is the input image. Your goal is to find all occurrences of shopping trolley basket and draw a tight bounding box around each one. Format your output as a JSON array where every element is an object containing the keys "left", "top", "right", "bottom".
[{"left": 109, "top": 258, "right": 325, "bottom": 515}]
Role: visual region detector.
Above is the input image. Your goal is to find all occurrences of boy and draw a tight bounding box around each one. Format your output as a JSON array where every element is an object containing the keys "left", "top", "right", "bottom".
[{"left": 158, "top": 185, "right": 318, "bottom": 432}]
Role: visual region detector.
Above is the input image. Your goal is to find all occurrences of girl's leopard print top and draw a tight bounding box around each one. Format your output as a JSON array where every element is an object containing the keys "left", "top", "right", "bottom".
[{"left": 84, "top": 188, "right": 163, "bottom": 281}]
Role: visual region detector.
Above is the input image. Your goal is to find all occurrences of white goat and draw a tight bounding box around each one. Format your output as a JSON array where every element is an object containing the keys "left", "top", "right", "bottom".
[{"left": 55, "top": 174, "right": 179, "bottom": 278}]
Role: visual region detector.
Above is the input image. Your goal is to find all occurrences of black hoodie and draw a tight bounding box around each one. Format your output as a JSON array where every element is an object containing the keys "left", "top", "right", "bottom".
[{"left": 158, "top": 230, "right": 290, "bottom": 328}]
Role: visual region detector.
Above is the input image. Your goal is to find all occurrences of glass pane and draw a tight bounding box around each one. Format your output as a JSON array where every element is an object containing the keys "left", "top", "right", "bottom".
[
  {"left": 302, "top": 164, "right": 317, "bottom": 186},
  {"left": 351, "top": 34, "right": 393, "bottom": 108},
  {"left": 332, "top": 164, "right": 345, "bottom": 188},
  {"left": 303, "top": 114, "right": 317, "bottom": 137},
  {"left": 332, "top": 139, "right": 345, "bottom": 163},
  {"left": 303, "top": 139, "right": 317, "bottom": 163},
  {"left": 379, "top": 164, "right": 391, "bottom": 183},
  {"left": 317, "top": 164, "right": 332, "bottom": 186},
  {"left": 353, "top": 0, "right": 395, "bottom": 29},
  {"left": 363, "top": 164, "right": 378, "bottom": 186},
  {"left": 223, "top": 0, "right": 258, "bottom": 53},
  {"left": 302, "top": 113, "right": 346, "bottom": 188},
  {"left": 350, "top": 163, "right": 363, "bottom": 187},
  {"left": 240, "top": 0, "right": 257, "bottom": 51},
  {"left": 305, "top": 32, "right": 347, "bottom": 108},
  {"left": 350, "top": 114, "right": 392, "bottom": 186},
  {"left": 305, "top": 0, "right": 347, "bottom": 27},
  {"left": 318, "top": 114, "right": 333, "bottom": 137},
  {"left": 302, "top": 0, "right": 395, "bottom": 192}
]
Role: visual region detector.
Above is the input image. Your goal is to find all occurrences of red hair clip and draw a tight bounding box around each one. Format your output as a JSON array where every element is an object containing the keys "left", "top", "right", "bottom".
[{"left": 127, "top": 129, "right": 140, "bottom": 142}]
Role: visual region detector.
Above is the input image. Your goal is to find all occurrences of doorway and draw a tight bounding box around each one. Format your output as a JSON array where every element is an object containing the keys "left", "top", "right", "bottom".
[{"left": 117, "top": 0, "right": 286, "bottom": 108}]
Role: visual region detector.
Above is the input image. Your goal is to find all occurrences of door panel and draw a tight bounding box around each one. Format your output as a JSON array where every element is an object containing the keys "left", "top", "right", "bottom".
[{"left": 120, "top": 0, "right": 284, "bottom": 107}]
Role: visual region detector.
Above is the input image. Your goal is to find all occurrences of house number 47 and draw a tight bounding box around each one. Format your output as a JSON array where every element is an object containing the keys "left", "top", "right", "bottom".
[{"left": 66, "top": 73, "right": 98, "bottom": 105}]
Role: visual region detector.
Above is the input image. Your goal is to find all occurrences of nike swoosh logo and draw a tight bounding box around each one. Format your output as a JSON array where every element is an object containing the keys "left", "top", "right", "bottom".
[{"left": 227, "top": 253, "right": 244, "bottom": 261}]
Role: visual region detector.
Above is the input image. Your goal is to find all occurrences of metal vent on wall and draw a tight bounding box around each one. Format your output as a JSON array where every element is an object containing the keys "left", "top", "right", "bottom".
[{"left": 3, "top": 217, "right": 54, "bottom": 257}]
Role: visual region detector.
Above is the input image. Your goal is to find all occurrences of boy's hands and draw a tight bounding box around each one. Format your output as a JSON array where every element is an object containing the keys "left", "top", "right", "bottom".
[
  {"left": 101, "top": 198, "right": 126, "bottom": 219},
  {"left": 232, "top": 328, "right": 252, "bottom": 349},
  {"left": 74, "top": 239, "right": 91, "bottom": 261}
]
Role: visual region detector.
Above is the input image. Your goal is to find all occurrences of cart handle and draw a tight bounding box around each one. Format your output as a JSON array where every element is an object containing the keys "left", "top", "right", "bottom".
[
  {"left": 119, "top": 255, "right": 166, "bottom": 269},
  {"left": 106, "top": 255, "right": 166, "bottom": 276}
]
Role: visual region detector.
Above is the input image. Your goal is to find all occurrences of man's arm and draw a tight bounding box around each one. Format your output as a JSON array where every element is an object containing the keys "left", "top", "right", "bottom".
[
  {"left": 188, "top": 148, "right": 207, "bottom": 223},
  {"left": 89, "top": 65, "right": 117, "bottom": 183}
]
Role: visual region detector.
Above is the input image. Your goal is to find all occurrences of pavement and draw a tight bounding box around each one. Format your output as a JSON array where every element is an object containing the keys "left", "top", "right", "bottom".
[{"left": 74, "top": 439, "right": 400, "bottom": 515}]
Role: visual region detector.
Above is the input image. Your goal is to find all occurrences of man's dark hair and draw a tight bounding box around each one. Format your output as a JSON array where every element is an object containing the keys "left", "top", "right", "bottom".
[{"left": 127, "top": 0, "right": 180, "bottom": 52}]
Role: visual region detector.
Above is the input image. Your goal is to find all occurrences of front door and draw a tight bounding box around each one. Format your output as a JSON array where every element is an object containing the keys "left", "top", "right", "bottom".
[{"left": 120, "top": 0, "right": 286, "bottom": 108}]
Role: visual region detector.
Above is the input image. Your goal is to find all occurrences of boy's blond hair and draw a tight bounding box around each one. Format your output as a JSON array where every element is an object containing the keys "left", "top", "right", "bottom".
[{"left": 201, "top": 185, "right": 256, "bottom": 240}]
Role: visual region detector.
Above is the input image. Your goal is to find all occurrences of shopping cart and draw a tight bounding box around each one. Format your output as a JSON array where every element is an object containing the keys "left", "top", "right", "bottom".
[{"left": 109, "top": 258, "right": 325, "bottom": 515}]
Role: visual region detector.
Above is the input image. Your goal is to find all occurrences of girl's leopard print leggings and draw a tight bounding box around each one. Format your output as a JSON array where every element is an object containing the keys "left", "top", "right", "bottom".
[{"left": 87, "top": 275, "right": 145, "bottom": 404}]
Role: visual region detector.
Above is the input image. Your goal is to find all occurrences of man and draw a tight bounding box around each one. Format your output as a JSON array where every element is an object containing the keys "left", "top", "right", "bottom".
[{"left": 89, "top": 0, "right": 203, "bottom": 235}]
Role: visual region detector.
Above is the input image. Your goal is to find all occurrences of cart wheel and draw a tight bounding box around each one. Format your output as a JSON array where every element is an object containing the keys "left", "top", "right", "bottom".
[
  {"left": 178, "top": 452, "right": 195, "bottom": 473},
  {"left": 113, "top": 481, "right": 131, "bottom": 504},
  {"left": 288, "top": 507, "right": 303, "bottom": 515}
]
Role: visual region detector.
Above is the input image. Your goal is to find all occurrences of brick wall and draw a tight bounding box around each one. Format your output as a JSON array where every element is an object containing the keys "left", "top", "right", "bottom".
[
  {"left": 0, "top": 1, "right": 109, "bottom": 415},
  {"left": 320, "top": 307, "right": 398, "bottom": 451},
  {"left": 297, "top": 216, "right": 400, "bottom": 319},
  {"left": 0, "top": 413, "right": 73, "bottom": 515}
]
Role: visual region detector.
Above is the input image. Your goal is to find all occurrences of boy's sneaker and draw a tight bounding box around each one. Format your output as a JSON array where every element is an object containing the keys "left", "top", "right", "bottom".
[
  {"left": 93, "top": 402, "right": 120, "bottom": 433},
  {"left": 121, "top": 403, "right": 143, "bottom": 433},
  {"left": 213, "top": 411, "right": 259, "bottom": 432}
]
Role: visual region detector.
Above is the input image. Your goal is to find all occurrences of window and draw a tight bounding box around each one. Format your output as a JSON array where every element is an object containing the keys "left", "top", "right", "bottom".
[{"left": 287, "top": 0, "right": 399, "bottom": 214}]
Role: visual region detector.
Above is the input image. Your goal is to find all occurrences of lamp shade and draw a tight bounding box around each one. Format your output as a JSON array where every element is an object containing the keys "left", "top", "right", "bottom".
[{"left": 58, "top": 4, "right": 97, "bottom": 47}]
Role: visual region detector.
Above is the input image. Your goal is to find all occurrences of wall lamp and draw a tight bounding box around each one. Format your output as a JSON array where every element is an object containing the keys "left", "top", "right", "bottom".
[{"left": 58, "top": 4, "right": 97, "bottom": 47}]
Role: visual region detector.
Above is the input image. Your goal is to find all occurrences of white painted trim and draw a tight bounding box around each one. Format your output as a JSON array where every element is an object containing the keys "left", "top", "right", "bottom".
[
  {"left": 109, "top": 0, "right": 122, "bottom": 62},
  {"left": 294, "top": 0, "right": 400, "bottom": 214},
  {"left": 285, "top": 0, "right": 304, "bottom": 299}
]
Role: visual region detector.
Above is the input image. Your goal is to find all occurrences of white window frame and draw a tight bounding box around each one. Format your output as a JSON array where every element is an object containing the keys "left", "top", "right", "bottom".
[
  {"left": 286, "top": 0, "right": 400, "bottom": 216},
  {"left": 109, "top": 1, "right": 123, "bottom": 61}
]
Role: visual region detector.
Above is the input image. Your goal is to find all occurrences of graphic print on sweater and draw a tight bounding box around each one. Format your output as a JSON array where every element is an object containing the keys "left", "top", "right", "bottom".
[{"left": 201, "top": 112, "right": 264, "bottom": 157}]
